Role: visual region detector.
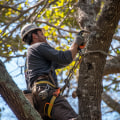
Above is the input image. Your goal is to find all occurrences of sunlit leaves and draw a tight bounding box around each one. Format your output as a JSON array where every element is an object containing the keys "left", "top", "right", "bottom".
[
  {"left": 0, "top": 0, "right": 27, "bottom": 60},
  {"left": 0, "top": 30, "right": 2, "bottom": 33},
  {"left": 116, "top": 49, "right": 120, "bottom": 54},
  {"left": 18, "top": 4, "right": 22, "bottom": 10},
  {"left": 39, "top": 0, "right": 78, "bottom": 45},
  {"left": 25, "top": 0, "right": 29, "bottom": 6}
]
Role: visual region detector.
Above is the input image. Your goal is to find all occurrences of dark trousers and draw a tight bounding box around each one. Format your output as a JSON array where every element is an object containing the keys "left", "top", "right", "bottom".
[{"left": 32, "top": 84, "right": 78, "bottom": 120}]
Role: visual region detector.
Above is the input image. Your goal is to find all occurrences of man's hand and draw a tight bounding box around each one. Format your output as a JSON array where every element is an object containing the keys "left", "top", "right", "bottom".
[
  {"left": 74, "top": 31, "right": 85, "bottom": 49},
  {"left": 70, "top": 31, "right": 87, "bottom": 59}
]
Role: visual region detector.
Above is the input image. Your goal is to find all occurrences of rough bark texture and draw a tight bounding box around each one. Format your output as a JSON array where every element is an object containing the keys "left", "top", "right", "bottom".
[
  {"left": 77, "top": 0, "right": 120, "bottom": 120},
  {"left": 0, "top": 60, "right": 42, "bottom": 120}
]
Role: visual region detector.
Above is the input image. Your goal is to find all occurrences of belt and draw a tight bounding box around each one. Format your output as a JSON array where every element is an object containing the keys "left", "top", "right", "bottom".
[
  {"left": 35, "top": 75, "right": 56, "bottom": 88},
  {"left": 35, "top": 81, "right": 56, "bottom": 88},
  {"left": 36, "top": 75, "right": 56, "bottom": 87}
]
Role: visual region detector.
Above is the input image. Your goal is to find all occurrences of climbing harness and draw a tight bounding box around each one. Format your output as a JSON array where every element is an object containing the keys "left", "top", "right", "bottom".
[
  {"left": 34, "top": 80, "right": 60, "bottom": 118},
  {"left": 44, "top": 87, "right": 60, "bottom": 118}
]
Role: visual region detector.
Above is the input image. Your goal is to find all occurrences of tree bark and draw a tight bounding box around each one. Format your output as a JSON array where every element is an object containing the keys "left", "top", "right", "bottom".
[
  {"left": 0, "top": 60, "right": 42, "bottom": 120},
  {"left": 77, "top": 1, "right": 120, "bottom": 120}
]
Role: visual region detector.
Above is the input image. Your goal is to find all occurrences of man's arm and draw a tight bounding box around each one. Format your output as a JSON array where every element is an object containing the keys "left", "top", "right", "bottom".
[{"left": 69, "top": 43, "right": 78, "bottom": 59}]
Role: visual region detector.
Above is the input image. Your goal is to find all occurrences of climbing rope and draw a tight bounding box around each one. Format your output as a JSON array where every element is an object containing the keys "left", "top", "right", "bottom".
[
  {"left": 61, "top": 30, "right": 90, "bottom": 95},
  {"left": 61, "top": 50, "right": 83, "bottom": 95}
]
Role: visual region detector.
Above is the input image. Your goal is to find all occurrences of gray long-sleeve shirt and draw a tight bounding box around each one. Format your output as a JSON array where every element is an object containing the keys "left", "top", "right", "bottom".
[{"left": 25, "top": 42, "right": 73, "bottom": 90}]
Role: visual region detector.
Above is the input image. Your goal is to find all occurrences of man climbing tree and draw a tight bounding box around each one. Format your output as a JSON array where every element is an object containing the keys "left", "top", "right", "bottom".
[
  {"left": 0, "top": 1, "right": 120, "bottom": 120},
  {"left": 21, "top": 24, "right": 85, "bottom": 120}
]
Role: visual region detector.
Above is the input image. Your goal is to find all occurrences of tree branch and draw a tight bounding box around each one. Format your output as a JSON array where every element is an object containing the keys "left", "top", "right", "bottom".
[
  {"left": 0, "top": 4, "right": 22, "bottom": 12},
  {"left": 36, "top": 20, "right": 78, "bottom": 33},
  {"left": 103, "top": 56, "right": 120, "bottom": 75},
  {"left": 113, "top": 35, "right": 120, "bottom": 42},
  {"left": 0, "top": 60, "right": 42, "bottom": 120},
  {"left": 32, "top": 0, "right": 49, "bottom": 22},
  {"left": 102, "top": 92, "right": 120, "bottom": 114},
  {"left": 1, "top": 0, "right": 45, "bottom": 35}
]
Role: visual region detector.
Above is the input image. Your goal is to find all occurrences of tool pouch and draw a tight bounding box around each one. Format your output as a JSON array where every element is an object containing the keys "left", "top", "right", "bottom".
[
  {"left": 32, "top": 83, "right": 48, "bottom": 101},
  {"left": 32, "top": 83, "right": 55, "bottom": 117},
  {"left": 32, "top": 83, "right": 48, "bottom": 116}
]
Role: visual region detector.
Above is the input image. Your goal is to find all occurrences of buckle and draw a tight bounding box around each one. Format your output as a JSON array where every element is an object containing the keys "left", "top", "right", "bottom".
[{"left": 53, "top": 88, "right": 60, "bottom": 97}]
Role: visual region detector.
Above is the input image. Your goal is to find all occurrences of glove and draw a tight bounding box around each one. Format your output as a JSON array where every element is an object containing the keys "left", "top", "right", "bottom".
[{"left": 74, "top": 31, "right": 85, "bottom": 49}]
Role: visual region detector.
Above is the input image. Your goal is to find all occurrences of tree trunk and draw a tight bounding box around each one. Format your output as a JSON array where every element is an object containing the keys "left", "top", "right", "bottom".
[
  {"left": 77, "top": 0, "right": 120, "bottom": 120},
  {"left": 0, "top": 60, "right": 42, "bottom": 120}
]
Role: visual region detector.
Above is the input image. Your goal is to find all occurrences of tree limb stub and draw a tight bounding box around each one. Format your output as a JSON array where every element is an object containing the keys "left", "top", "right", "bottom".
[
  {"left": 0, "top": 60, "right": 42, "bottom": 120},
  {"left": 102, "top": 92, "right": 120, "bottom": 114},
  {"left": 103, "top": 56, "right": 120, "bottom": 75},
  {"left": 113, "top": 35, "right": 120, "bottom": 42}
]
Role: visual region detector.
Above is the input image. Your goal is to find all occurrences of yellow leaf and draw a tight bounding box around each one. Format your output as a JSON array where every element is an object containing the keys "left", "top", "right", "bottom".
[
  {"left": 3, "top": 32, "right": 7, "bottom": 36},
  {"left": 9, "top": 51, "right": 12, "bottom": 55},
  {"left": 66, "top": 46, "right": 70, "bottom": 50},
  {"left": 55, "top": 46, "right": 61, "bottom": 50},
  {"left": 43, "top": 25, "right": 49, "bottom": 30},
  {"left": 18, "top": 4, "right": 22, "bottom": 10},
  {"left": 71, "top": 9, "right": 74, "bottom": 13},
  {"left": 25, "top": 0, "right": 29, "bottom": 5},
  {"left": 55, "top": 21, "right": 60, "bottom": 26},
  {"left": 19, "top": 49, "right": 22, "bottom": 52},
  {"left": 48, "top": 0, "right": 55, "bottom": 3},
  {"left": 61, "top": 12, "right": 64, "bottom": 18},
  {"left": 53, "top": 31, "right": 56, "bottom": 36},
  {"left": 7, "top": 45, "right": 11, "bottom": 47},
  {"left": 61, "top": 43, "right": 64, "bottom": 46},
  {"left": 46, "top": 10, "right": 51, "bottom": 17},
  {"left": 0, "top": 30, "right": 2, "bottom": 33},
  {"left": 91, "top": 0, "right": 94, "bottom": 4},
  {"left": 38, "top": 14, "right": 41, "bottom": 18},
  {"left": 61, "top": 25, "right": 65, "bottom": 28}
]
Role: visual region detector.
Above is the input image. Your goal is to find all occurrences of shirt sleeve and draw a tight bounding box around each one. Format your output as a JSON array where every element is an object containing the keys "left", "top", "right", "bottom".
[{"left": 38, "top": 43, "right": 73, "bottom": 65}]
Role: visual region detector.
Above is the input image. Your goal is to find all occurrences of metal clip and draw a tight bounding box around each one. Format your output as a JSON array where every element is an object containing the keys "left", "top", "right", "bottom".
[
  {"left": 38, "top": 89, "right": 48, "bottom": 100},
  {"left": 38, "top": 84, "right": 50, "bottom": 100}
]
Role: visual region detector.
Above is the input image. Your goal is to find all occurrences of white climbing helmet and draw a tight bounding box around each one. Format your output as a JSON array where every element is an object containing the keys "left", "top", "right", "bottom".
[{"left": 21, "top": 24, "right": 43, "bottom": 41}]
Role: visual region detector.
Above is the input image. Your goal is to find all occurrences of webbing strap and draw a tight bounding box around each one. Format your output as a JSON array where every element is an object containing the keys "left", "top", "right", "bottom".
[
  {"left": 48, "top": 96, "right": 56, "bottom": 118},
  {"left": 35, "top": 80, "right": 59, "bottom": 118},
  {"left": 35, "top": 81, "right": 56, "bottom": 88}
]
